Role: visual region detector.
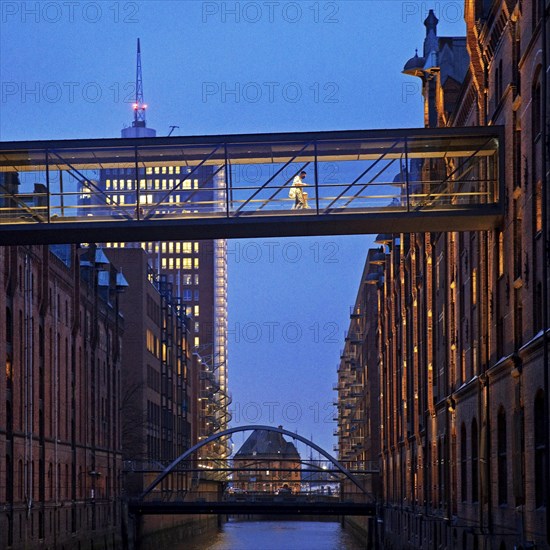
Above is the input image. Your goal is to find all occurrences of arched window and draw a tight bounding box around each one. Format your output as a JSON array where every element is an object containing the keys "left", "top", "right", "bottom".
[
  {"left": 534, "top": 391, "right": 546, "bottom": 508},
  {"left": 461, "top": 423, "right": 467, "bottom": 502},
  {"left": 471, "top": 419, "right": 479, "bottom": 503},
  {"left": 497, "top": 407, "right": 507, "bottom": 505}
]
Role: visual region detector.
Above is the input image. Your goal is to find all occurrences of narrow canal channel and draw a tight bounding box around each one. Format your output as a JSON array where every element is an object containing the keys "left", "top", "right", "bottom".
[{"left": 175, "top": 520, "right": 366, "bottom": 550}]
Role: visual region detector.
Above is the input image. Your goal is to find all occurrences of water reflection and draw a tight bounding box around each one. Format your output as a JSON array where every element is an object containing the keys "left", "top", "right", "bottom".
[{"left": 179, "top": 520, "right": 365, "bottom": 550}]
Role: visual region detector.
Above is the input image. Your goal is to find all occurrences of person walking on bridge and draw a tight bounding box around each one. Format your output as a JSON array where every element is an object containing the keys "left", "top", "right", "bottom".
[{"left": 290, "top": 171, "right": 311, "bottom": 209}]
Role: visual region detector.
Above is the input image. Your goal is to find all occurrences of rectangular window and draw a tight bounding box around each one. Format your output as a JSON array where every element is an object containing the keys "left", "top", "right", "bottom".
[
  {"left": 183, "top": 179, "right": 192, "bottom": 190},
  {"left": 194, "top": 258, "right": 199, "bottom": 269},
  {"left": 183, "top": 242, "right": 192, "bottom": 253},
  {"left": 183, "top": 258, "right": 192, "bottom": 269},
  {"left": 183, "top": 274, "right": 192, "bottom": 285},
  {"left": 194, "top": 274, "right": 199, "bottom": 285},
  {"left": 183, "top": 290, "right": 192, "bottom": 301},
  {"left": 194, "top": 305, "right": 199, "bottom": 317}
]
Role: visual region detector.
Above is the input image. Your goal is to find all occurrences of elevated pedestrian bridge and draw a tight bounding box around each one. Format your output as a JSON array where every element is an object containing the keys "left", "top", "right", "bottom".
[{"left": 0, "top": 126, "right": 503, "bottom": 245}]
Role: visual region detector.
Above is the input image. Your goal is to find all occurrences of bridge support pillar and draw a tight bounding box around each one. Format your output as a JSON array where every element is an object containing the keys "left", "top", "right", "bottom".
[{"left": 121, "top": 499, "right": 139, "bottom": 550}]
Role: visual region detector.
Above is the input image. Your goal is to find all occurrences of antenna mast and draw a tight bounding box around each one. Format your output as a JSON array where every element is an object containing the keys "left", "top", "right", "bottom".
[{"left": 132, "top": 38, "right": 147, "bottom": 127}]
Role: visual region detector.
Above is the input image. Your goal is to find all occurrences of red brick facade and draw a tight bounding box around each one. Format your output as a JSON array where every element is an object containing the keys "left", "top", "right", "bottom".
[
  {"left": 0, "top": 245, "right": 123, "bottom": 548},
  {"left": 338, "top": 2, "right": 549, "bottom": 548}
]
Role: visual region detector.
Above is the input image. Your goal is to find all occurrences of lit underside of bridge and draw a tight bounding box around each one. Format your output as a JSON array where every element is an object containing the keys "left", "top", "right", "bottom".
[{"left": 0, "top": 126, "right": 503, "bottom": 245}]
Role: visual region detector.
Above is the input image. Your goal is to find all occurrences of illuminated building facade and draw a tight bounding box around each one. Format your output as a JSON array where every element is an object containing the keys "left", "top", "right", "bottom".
[
  {"left": 97, "top": 162, "right": 230, "bottom": 464},
  {"left": 91, "top": 39, "right": 230, "bottom": 465},
  {"left": 337, "top": 3, "right": 548, "bottom": 548},
  {"left": 232, "top": 429, "right": 301, "bottom": 494}
]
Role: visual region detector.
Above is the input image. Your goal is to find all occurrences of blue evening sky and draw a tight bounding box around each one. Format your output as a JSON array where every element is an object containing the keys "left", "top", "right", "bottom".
[{"left": 1, "top": 0, "right": 465, "bottom": 456}]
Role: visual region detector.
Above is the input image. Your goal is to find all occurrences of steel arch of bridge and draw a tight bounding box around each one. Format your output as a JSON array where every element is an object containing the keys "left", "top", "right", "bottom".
[{"left": 140, "top": 424, "right": 370, "bottom": 499}]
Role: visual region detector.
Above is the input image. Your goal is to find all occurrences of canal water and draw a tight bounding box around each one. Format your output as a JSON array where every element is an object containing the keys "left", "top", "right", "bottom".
[{"left": 177, "top": 519, "right": 366, "bottom": 550}]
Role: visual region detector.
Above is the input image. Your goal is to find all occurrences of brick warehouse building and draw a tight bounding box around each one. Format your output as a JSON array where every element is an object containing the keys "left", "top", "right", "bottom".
[
  {"left": 337, "top": 2, "right": 549, "bottom": 548},
  {"left": 0, "top": 244, "right": 125, "bottom": 549},
  {"left": 104, "top": 247, "right": 199, "bottom": 499}
]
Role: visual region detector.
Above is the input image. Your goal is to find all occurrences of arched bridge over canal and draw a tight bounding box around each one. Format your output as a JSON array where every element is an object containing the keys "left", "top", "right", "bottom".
[{"left": 125, "top": 425, "right": 377, "bottom": 517}]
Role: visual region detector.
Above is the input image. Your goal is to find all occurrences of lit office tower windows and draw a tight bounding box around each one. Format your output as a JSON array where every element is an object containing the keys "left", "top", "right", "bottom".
[{"left": 96, "top": 159, "right": 230, "bottom": 461}]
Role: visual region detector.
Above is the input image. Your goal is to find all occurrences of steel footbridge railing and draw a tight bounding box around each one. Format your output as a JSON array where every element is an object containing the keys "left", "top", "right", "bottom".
[{"left": 0, "top": 126, "right": 504, "bottom": 245}]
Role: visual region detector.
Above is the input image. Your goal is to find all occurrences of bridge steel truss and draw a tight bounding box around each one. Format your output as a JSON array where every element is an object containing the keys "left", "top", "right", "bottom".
[
  {"left": 0, "top": 126, "right": 503, "bottom": 245},
  {"left": 128, "top": 425, "right": 377, "bottom": 516},
  {"left": 138, "top": 424, "right": 371, "bottom": 499}
]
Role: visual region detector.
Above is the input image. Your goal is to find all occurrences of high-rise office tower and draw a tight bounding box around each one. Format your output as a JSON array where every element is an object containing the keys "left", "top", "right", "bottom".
[{"left": 94, "top": 39, "right": 229, "bottom": 462}]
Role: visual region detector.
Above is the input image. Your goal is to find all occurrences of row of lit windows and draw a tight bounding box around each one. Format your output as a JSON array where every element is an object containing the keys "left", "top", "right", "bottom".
[
  {"left": 148, "top": 242, "right": 199, "bottom": 254},
  {"left": 104, "top": 166, "right": 188, "bottom": 176},
  {"left": 161, "top": 257, "right": 199, "bottom": 270},
  {"left": 146, "top": 166, "right": 182, "bottom": 175},
  {"left": 105, "top": 178, "right": 198, "bottom": 191},
  {"left": 104, "top": 242, "right": 201, "bottom": 259}
]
